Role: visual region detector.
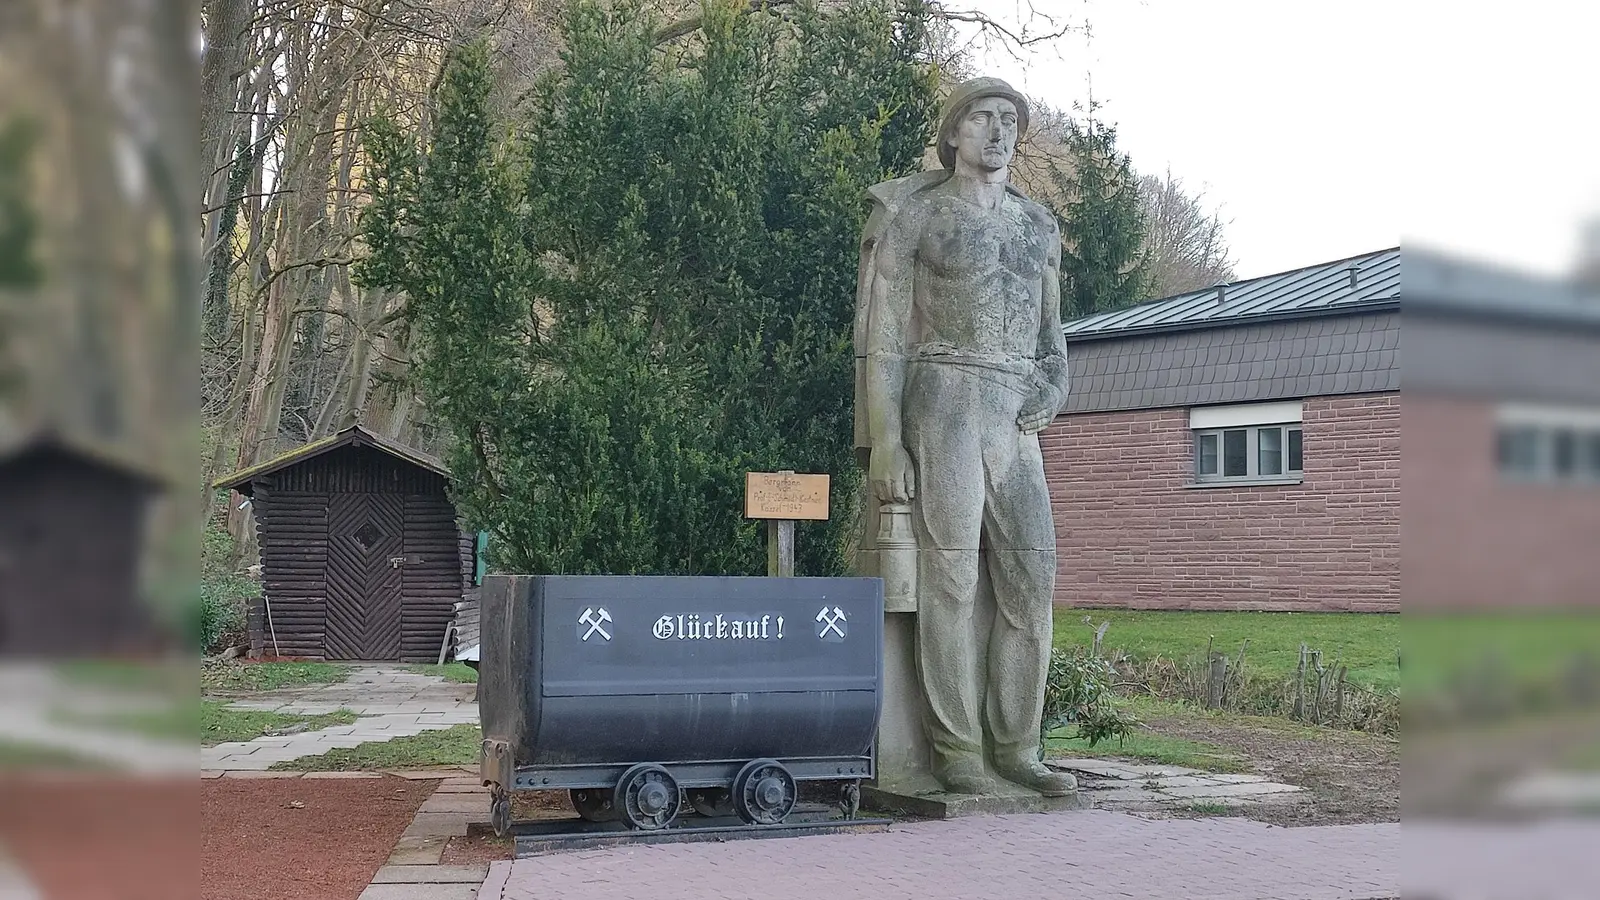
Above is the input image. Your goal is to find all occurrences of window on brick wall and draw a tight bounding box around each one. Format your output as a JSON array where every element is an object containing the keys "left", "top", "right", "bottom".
[
  {"left": 1194, "top": 424, "right": 1304, "bottom": 482},
  {"left": 1495, "top": 422, "right": 1600, "bottom": 484},
  {"left": 1494, "top": 403, "right": 1600, "bottom": 485},
  {"left": 1189, "top": 401, "right": 1305, "bottom": 485}
]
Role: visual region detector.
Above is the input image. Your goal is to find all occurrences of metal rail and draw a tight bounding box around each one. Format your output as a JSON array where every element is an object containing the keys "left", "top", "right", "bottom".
[{"left": 509, "top": 809, "right": 893, "bottom": 857}]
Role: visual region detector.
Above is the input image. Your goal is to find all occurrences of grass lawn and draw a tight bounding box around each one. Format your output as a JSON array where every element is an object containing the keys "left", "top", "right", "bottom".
[
  {"left": 201, "top": 700, "right": 359, "bottom": 746},
  {"left": 1403, "top": 611, "right": 1600, "bottom": 696},
  {"left": 1045, "top": 726, "right": 1248, "bottom": 773},
  {"left": 0, "top": 739, "right": 108, "bottom": 771},
  {"left": 270, "top": 724, "right": 481, "bottom": 771},
  {"left": 56, "top": 659, "right": 192, "bottom": 695},
  {"left": 54, "top": 703, "right": 200, "bottom": 744},
  {"left": 1055, "top": 609, "right": 1400, "bottom": 691},
  {"left": 409, "top": 663, "right": 478, "bottom": 683},
  {"left": 202, "top": 661, "right": 350, "bottom": 695},
  {"left": 1564, "top": 740, "right": 1600, "bottom": 772}
]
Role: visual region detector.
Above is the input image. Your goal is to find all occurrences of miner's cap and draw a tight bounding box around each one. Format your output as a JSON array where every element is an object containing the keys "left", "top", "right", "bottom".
[{"left": 937, "top": 76, "right": 1030, "bottom": 170}]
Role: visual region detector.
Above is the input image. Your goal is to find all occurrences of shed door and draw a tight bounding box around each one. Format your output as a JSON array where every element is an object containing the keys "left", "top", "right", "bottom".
[{"left": 326, "top": 492, "right": 404, "bottom": 660}]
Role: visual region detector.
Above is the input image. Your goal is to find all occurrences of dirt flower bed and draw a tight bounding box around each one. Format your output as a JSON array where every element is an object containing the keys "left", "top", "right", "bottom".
[
  {"left": 0, "top": 775, "right": 194, "bottom": 900},
  {"left": 1134, "top": 705, "right": 1399, "bottom": 827},
  {"left": 203, "top": 775, "right": 434, "bottom": 900}
]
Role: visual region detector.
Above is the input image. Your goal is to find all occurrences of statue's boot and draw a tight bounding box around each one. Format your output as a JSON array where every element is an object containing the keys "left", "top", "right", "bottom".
[
  {"left": 932, "top": 754, "right": 1003, "bottom": 795},
  {"left": 992, "top": 753, "right": 1078, "bottom": 797}
]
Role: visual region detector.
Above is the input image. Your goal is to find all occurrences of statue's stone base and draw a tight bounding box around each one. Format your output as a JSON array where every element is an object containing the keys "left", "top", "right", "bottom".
[
  {"left": 858, "top": 492, "right": 1088, "bottom": 821},
  {"left": 873, "top": 609, "right": 934, "bottom": 782},
  {"left": 865, "top": 608, "right": 1090, "bottom": 820},
  {"left": 861, "top": 774, "right": 1090, "bottom": 819}
]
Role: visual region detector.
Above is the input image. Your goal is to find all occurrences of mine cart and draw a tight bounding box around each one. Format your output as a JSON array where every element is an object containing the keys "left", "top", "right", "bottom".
[{"left": 477, "top": 574, "right": 883, "bottom": 835}]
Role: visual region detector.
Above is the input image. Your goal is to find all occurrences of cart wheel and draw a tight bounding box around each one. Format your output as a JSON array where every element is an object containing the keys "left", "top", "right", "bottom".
[
  {"left": 732, "top": 759, "right": 797, "bottom": 826},
  {"left": 840, "top": 781, "right": 861, "bottom": 820},
  {"left": 490, "top": 792, "right": 512, "bottom": 838},
  {"left": 687, "top": 788, "right": 736, "bottom": 819},
  {"left": 614, "top": 764, "right": 681, "bottom": 831},
  {"left": 570, "top": 788, "right": 619, "bottom": 822}
]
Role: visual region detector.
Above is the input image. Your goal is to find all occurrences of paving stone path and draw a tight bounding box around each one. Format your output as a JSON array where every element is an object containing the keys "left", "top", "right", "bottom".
[
  {"left": 360, "top": 772, "right": 490, "bottom": 900},
  {"left": 1403, "top": 817, "right": 1600, "bottom": 898},
  {"left": 482, "top": 808, "right": 1397, "bottom": 900},
  {"left": 1049, "top": 757, "right": 1305, "bottom": 813},
  {"left": 203, "top": 665, "right": 477, "bottom": 772},
  {"left": 0, "top": 663, "right": 192, "bottom": 774}
]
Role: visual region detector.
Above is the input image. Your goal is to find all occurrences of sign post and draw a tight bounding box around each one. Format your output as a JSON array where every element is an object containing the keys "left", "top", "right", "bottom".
[{"left": 744, "top": 470, "right": 830, "bottom": 577}]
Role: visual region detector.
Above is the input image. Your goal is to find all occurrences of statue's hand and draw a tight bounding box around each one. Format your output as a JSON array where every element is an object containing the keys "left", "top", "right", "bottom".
[
  {"left": 870, "top": 444, "right": 916, "bottom": 503},
  {"left": 1017, "top": 384, "right": 1062, "bottom": 435}
]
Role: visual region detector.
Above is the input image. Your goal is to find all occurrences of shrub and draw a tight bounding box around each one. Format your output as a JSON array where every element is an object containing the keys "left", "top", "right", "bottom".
[
  {"left": 197, "top": 524, "right": 256, "bottom": 655},
  {"left": 1040, "top": 647, "right": 1140, "bottom": 751},
  {"left": 1116, "top": 650, "right": 1400, "bottom": 735},
  {"left": 197, "top": 589, "right": 246, "bottom": 656}
]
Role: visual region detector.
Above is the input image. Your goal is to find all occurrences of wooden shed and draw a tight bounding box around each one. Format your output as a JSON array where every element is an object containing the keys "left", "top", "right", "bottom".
[
  {"left": 216, "top": 425, "right": 475, "bottom": 662},
  {"left": 0, "top": 432, "right": 166, "bottom": 658}
]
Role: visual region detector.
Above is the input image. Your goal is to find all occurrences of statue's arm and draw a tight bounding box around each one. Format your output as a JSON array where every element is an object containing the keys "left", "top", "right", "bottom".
[
  {"left": 864, "top": 216, "right": 915, "bottom": 449},
  {"left": 1036, "top": 219, "right": 1070, "bottom": 408},
  {"left": 863, "top": 211, "right": 918, "bottom": 501},
  {"left": 1018, "top": 216, "right": 1070, "bottom": 434}
]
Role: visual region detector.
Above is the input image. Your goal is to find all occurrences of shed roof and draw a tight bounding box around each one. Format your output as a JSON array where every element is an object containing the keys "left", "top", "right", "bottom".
[
  {"left": 0, "top": 429, "right": 169, "bottom": 490},
  {"left": 1063, "top": 247, "right": 1400, "bottom": 340},
  {"left": 214, "top": 424, "right": 449, "bottom": 495}
]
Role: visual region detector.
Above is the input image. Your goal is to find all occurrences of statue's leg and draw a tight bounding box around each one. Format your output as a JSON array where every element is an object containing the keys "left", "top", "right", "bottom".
[
  {"left": 903, "top": 362, "right": 996, "bottom": 794},
  {"left": 979, "top": 430, "right": 1077, "bottom": 797}
]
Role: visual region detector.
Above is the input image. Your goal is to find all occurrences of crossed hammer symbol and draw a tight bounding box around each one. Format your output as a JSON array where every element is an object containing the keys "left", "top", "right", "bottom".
[
  {"left": 816, "top": 606, "right": 847, "bottom": 639},
  {"left": 579, "top": 607, "right": 612, "bottom": 641}
]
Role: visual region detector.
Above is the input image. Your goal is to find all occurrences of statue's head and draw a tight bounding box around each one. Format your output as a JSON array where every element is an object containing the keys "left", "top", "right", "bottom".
[{"left": 937, "top": 76, "right": 1030, "bottom": 172}]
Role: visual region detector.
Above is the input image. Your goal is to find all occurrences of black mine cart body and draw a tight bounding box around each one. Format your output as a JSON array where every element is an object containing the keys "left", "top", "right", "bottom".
[{"left": 477, "top": 574, "right": 883, "bottom": 834}]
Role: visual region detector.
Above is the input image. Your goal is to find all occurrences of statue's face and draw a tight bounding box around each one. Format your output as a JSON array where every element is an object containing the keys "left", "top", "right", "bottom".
[{"left": 949, "top": 96, "right": 1018, "bottom": 173}]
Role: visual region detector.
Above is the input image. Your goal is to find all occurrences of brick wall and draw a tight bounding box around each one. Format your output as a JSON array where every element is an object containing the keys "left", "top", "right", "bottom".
[
  {"left": 1042, "top": 392, "right": 1401, "bottom": 612},
  {"left": 1403, "top": 393, "right": 1600, "bottom": 610}
]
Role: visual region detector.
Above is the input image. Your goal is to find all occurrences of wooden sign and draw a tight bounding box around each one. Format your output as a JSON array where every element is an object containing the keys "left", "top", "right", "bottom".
[{"left": 744, "top": 472, "right": 830, "bottom": 521}]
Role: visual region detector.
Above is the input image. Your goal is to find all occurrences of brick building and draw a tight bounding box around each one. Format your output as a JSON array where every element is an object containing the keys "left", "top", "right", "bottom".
[
  {"left": 1403, "top": 248, "right": 1600, "bottom": 610},
  {"left": 1043, "top": 248, "right": 1402, "bottom": 612}
]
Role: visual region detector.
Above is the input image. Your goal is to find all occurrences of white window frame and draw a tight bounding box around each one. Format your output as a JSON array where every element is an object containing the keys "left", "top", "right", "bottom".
[
  {"left": 1189, "top": 402, "right": 1305, "bottom": 486},
  {"left": 1193, "top": 424, "right": 1304, "bottom": 483}
]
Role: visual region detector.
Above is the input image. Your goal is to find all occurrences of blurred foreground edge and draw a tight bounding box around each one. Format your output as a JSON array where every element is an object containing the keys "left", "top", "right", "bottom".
[{"left": 1401, "top": 243, "right": 1600, "bottom": 899}]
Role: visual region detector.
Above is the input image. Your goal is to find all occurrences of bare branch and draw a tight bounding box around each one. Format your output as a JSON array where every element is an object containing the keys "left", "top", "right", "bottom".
[{"left": 654, "top": 0, "right": 799, "bottom": 45}]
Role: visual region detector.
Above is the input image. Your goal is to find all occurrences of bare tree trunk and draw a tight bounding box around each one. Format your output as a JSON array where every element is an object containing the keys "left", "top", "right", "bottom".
[
  {"left": 253, "top": 286, "right": 296, "bottom": 464},
  {"left": 201, "top": 0, "right": 253, "bottom": 277},
  {"left": 337, "top": 286, "right": 386, "bottom": 432},
  {"left": 235, "top": 267, "right": 288, "bottom": 469},
  {"left": 311, "top": 341, "right": 355, "bottom": 437}
]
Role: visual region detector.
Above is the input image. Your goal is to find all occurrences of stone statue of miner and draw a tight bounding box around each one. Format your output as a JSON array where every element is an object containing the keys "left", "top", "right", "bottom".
[{"left": 853, "top": 77, "right": 1075, "bottom": 797}]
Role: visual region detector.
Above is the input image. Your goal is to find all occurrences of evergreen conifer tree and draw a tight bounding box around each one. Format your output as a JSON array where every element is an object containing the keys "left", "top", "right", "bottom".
[
  {"left": 359, "top": 0, "right": 939, "bottom": 576},
  {"left": 1046, "top": 108, "right": 1150, "bottom": 319}
]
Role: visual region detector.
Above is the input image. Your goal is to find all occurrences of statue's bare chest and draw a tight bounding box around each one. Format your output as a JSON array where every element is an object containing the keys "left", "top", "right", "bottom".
[
  {"left": 917, "top": 197, "right": 1046, "bottom": 283},
  {"left": 911, "top": 195, "right": 1050, "bottom": 353}
]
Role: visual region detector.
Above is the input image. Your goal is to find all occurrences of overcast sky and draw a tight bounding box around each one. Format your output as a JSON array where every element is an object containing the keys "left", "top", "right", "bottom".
[{"left": 961, "top": 0, "right": 1599, "bottom": 281}]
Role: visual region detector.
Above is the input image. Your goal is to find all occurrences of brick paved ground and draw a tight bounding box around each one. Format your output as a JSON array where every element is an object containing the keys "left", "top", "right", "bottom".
[
  {"left": 487, "top": 810, "right": 1398, "bottom": 900},
  {"left": 1403, "top": 818, "right": 1600, "bottom": 899},
  {"left": 204, "top": 665, "right": 477, "bottom": 771}
]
